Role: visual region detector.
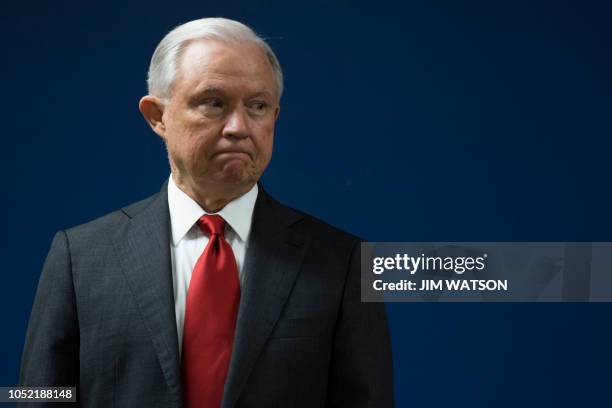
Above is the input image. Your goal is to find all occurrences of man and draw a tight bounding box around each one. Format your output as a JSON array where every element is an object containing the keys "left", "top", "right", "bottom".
[{"left": 20, "top": 18, "right": 393, "bottom": 407}]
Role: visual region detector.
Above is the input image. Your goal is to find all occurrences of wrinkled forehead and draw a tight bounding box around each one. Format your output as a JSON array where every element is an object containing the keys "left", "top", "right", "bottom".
[{"left": 174, "top": 39, "right": 278, "bottom": 97}]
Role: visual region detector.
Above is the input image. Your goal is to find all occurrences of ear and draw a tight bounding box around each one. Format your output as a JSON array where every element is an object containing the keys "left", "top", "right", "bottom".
[
  {"left": 139, "top": 95, "right": 167, "bottom": 139},
  {"left": 274, "top": 104, "right": 280, "bottom": 121}
]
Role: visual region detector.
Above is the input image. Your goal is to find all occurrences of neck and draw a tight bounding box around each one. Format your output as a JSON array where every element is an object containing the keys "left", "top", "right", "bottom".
[{"left": 171, "top": 173, "right": 253, "bottom": 213}]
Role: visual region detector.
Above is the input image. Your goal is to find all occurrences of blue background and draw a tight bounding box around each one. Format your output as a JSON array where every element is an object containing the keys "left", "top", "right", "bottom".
[{"left": 3, "top": 0, "right": 611, "bottom": 406}]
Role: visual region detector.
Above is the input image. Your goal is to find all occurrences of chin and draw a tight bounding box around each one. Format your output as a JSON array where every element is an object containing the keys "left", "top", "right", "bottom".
[{"left": 218, "top": 161, "right": 257, "bottom": 185}]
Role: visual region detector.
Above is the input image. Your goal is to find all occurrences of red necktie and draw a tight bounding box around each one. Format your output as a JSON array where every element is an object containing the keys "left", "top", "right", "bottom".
[{"left": 182, "top": 214, "right": 241, "bottom": 408}]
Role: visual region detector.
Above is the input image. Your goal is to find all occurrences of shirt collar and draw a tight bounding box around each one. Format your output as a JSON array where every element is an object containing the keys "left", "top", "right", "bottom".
[{"left": 167, "top": 175, "right": 258, "bottom": 246}]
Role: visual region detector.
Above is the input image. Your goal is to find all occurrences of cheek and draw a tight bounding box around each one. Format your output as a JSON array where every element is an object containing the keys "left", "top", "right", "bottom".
[
  {"left": 167, "top": 122, "right": 218, "bottom": 159},
  {"left": 254, "top": 124, "right": 276, "bottom": 159},
  {"left": 166, "top": 133, "right": 212, "bottom": 172}
]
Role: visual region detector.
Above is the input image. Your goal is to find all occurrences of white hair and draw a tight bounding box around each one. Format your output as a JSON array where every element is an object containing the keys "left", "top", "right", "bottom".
[{"left": 146, "top": 17, "right": 283, "bottom": 100}]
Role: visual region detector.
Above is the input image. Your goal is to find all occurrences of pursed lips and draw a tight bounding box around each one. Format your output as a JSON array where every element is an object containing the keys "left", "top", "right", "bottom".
[{"left": 214, "top": 150, "right": 252, "bottom": 159}]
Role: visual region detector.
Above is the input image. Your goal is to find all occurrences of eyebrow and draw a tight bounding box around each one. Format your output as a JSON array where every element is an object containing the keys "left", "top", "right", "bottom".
[
  {"left": 248, "top": 90, "right": 275, "bottom": 99},
  {"left": 191, "top": 87, "right": 275, "bottom": 100},
  {"left": 193, "top": 86, "right": 226, "bottom": 95}
]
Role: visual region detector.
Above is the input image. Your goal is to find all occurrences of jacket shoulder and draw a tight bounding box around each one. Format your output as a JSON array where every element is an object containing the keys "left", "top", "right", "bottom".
[
  {"left": 63, "top": 192, "right": 161, "bottom": 246},
  {"left": 266, "top": 192, "right": 361, "bottom": 249}
]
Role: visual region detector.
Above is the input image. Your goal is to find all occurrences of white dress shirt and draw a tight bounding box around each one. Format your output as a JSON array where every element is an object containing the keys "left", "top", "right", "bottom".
[{"left": 167, "top": 175, "right": 258, "bottom": 356}]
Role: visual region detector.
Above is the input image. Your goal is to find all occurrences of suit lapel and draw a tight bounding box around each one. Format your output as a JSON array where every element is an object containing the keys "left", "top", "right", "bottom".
[
  {"left": 114, "top": 183, "right": 183, "bottom": 407},
  {"left": 222, "top": 186, "right": 308, "bottom": 408}
]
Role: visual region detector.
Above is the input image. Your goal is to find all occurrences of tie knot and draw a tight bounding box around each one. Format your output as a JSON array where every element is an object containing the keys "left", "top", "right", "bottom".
[{"left": 197, "top": 214, "right": 226, "bottom": 237}]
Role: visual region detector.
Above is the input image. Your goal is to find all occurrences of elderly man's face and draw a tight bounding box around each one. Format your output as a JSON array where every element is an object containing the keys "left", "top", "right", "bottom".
[{"left": 160, "top": 40, "right": 279, "bottom": 194}]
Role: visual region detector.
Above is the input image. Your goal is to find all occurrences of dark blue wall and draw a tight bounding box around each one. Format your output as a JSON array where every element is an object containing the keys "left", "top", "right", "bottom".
[{"left": 3, "top": 1, "right": 611, "bottom": 406}]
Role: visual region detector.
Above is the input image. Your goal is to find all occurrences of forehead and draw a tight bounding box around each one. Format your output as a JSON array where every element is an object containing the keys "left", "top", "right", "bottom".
[{"left": 174, "top": 39, "right": 277, "bottom": 97}]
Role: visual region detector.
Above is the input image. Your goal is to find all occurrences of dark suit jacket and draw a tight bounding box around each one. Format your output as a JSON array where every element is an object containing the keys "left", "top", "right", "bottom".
[{"left": 20, "top": 183, "right": 393, "bottom": 407}]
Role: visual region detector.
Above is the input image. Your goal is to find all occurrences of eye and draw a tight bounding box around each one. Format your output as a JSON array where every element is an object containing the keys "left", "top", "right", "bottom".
[
  {"left": 203, "top": 98, "right": 223, "bottom": 108},
  {"left": 198, "top": 97, "right": 225, "bottom": 115},
  {"left": 248, "top": 100, "right": 268, "bottom": 115}
]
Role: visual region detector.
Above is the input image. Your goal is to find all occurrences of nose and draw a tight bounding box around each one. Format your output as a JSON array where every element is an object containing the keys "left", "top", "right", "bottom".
[{"left": 223, "top": 108, "right": 250, "bottom": 140}]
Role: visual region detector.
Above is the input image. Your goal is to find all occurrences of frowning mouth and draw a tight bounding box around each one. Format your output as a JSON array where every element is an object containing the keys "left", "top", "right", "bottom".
[{"left": 215, "top": 151, "right": 252, "bottom": 159}]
